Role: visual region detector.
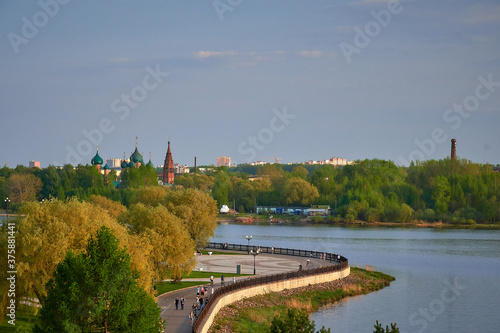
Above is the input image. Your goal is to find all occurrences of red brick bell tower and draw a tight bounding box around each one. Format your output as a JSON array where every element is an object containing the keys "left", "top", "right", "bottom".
[{"left": 163, "top": 141, "right": 175, "bottom": 184}]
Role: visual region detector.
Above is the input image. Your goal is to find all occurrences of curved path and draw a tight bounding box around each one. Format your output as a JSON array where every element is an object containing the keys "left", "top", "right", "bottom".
[{"left": 157, "top": 251, "right": 338, "bottom": 333}]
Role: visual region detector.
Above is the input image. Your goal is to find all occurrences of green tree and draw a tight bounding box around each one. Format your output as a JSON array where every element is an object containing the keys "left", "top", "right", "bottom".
[
  {"left": 174, "top": 173, "right": 214, "bottom": 192},
  {"left": 291, "top": 166, "right": 309, "bottom": 179},
  {"left": 270, "top": 308, "right": 330, "bottom": 333},
  {"left": 431, "top": 175, "right": 451, "bottom": 213},
  {"left": 212, "top": 169, "right": 230, "bottom": 208},
  {"left": 283, "top": 177, "right": 319, "bottom": 206},
  {"left": 35, "top": 165, "right": 63, "bottom": 200},
  {"left": 373, "top": 320, "right": 400, "bottom": 333},
  {"left": 33, "top": 227, "right": 163, "bottom": 333},
  {"left": 120, "top": 165, "right": 158, "bottom": 188}
]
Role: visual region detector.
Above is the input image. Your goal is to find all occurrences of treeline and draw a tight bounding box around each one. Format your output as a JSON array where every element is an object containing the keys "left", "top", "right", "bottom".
[
  {"left": 176, "top": 159, "right": 500, "bottom": 224},
  {"left": 1, "top": 158, "right": 499, "bottom": 224},
  {"left": 0, "top": 164, "right": 157, "bottom": 210}
]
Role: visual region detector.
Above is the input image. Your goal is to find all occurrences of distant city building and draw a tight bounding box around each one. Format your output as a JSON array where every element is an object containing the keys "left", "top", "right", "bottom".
[
  {"left": 29, "top": 160, "right": 40, "bottom": 168},
  {"left": 217, "top": 156, "right": 231, "bottom": 167},
  {"left": 198, "top": 167, "right": 215, "bottom": 174},
  {"left": 174, "top": 163, "right": 190, "bottom": 174},
  {"left": 106, "top": 158, "right": 122, "bottom": 168},
  {"left": 250, "top": 161, "right": 268, "bottom": 166},
  {"left": 303, "top": 157, "right": 349, "bottom": 166}
]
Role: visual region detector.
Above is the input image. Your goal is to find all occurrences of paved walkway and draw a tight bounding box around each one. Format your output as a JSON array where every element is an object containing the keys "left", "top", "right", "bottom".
[{"left": 157, "top": 251, "right": 338, "bottom": 333}]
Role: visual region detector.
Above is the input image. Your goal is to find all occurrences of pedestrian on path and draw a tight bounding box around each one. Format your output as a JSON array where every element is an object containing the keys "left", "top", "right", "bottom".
[
  {"left": 210, "top": 275, "right": 214, "bottom": 285},
  {"left": 221, "top": 274, "right": 225, "bottom": 286},
  {"left": 233, "top": 276, "right": 236, "bottom": 284},
  {"left": 175, "top": 297, "right": 179, "bottom": 310},
  {"left": 211, "top": 287, "right": 214, "bottom": 296},
  {"left": 181, "top": 297, "right": 185, "bottom": 310},
  {"left": 196, "top": 286, "right": 200, "bottom": 296}
]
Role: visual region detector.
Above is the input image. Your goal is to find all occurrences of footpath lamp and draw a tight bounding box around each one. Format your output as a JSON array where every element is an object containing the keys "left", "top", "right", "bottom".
[
  {"left": 250, "top": 249, "right": 259, "bottom": 275},
  {"left": 245, "top": 235, "right": 252, "bottom": 247},
  {"left": 4, "top": 197, "right": 10, "bottom": 222}
]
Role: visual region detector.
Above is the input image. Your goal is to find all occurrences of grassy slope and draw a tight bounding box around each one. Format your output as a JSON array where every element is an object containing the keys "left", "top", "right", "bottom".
[{"left": 211, "top": 267, "right": 395, "bottom": 332}]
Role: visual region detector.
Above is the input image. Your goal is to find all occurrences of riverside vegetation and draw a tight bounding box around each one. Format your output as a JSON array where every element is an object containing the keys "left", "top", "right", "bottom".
[
  {"left": 0, "top": 186, "right": 218, "bottom": 330},
  {"left": 209, "top": 267, "right": 395, "bottom": 333},
  {"left": 1, "top": 158, "right": 499, "bottom": 225}
]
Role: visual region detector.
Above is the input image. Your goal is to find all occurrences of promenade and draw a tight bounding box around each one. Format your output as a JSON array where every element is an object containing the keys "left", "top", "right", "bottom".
[{"left": 157, "top": 250, "right": 338, "bottom": 333}]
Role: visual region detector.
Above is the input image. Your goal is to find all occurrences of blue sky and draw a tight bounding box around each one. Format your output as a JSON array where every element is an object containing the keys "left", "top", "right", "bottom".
[{"left": 1, "top": 0, "right": 499, "bottom": 168}]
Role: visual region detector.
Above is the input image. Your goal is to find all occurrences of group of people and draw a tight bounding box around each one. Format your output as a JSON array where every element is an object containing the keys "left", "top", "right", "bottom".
[
  {"left": 174, "top": 297, "right": 185, "bottom": 310},
  {"left": 178, "top": 274, "right": 240, "bottom": 326}
]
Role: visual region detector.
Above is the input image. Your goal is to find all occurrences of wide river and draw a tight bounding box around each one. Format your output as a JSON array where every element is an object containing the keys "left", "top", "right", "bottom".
[{"left": 211, "top": 223, "right": 500, "bottom": 333}]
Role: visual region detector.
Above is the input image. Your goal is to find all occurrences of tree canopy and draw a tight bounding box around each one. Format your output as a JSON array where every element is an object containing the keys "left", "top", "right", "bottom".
[{"left": 33, "top": 227, "right": 163, "bottom": 333}]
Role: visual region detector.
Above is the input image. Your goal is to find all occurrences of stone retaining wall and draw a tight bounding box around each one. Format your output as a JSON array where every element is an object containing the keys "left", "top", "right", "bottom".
[{"left": 195, "top": 265, "right": 350, "bottom": 333}]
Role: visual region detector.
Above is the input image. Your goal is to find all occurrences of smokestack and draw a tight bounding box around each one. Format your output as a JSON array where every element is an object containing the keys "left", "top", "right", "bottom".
[
  {"left": 451, "top": 139, "right": 457, "bottom": 160},
  {"left": 194, "top": 156, "right": 197, "bottom": 174}
]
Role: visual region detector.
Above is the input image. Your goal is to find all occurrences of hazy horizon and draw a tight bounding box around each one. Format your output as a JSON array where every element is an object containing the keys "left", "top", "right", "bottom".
[{"left": 1, "top": 1, "right": 499, "bottom": 168}]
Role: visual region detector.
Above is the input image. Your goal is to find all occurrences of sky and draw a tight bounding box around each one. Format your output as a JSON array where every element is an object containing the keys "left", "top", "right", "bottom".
[{"left": 0, "top": 0, "right": 499, "bottom": 168}]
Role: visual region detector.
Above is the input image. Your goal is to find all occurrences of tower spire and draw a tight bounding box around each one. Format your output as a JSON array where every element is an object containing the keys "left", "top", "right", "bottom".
[{"left": 163, "top": 141, "right": 175, "bottom": 185}]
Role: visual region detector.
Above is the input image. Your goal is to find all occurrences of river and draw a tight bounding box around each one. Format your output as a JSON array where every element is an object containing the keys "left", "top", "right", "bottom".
[{"left": 211, "top": 223, "right": 500, "bottom": 333}]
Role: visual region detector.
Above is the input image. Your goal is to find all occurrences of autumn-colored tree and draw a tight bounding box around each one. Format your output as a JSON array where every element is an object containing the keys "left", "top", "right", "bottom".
[
  {"left": 132, "top": 186, "right": 168, "bottom": 207},
  {"left": 88, "top": 195, "right": 127, "bottom": 219},
  {"left": 174, "top": 173, "right": 214, "bottom": 192},
  {"left": 11, "top": 200, "right": 132, "bottom": 307},
  {"left": 283, "top": 177, "right": 319, "bottom": 206},
  {"left": 33, "top": 227, "right": 163, "bottom": 333},
  {"left": 161, "top": 188, "right": 218, "bottom": 247},
  {"left": 119, "top": 203, "right": 196, "bottom": 281},
  {"left": 7, "top": 173, "right": 42, "bottom": 203}
]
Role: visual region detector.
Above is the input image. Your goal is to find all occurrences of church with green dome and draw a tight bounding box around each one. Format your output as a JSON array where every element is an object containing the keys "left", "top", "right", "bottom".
[{"left": 91, "top": 137, "right": 158, "bottom": 177}]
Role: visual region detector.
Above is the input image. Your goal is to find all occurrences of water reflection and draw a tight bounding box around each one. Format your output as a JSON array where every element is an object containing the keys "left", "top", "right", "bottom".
[{"left": 212, "top": 224, "right": 500, "bottom": 333}]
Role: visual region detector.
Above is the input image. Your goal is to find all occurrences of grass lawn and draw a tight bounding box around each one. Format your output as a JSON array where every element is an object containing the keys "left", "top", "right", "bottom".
[
  {"left": 184, "top": 271, "right": 250, "bottom": 279},
  {"left": 155, "top": 281, "right": 204, "bottom": 296},
  {"left": 199, "top": 250, "right": 245, "bottom": 255},
  {"left": 156, "top": 271, "right": 251, "bottom": 295}
]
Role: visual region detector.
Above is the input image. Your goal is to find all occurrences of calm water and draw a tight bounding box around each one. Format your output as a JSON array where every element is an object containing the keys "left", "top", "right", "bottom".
[{"left": 211, "top": 223, "right": 500, "bottom": 333}]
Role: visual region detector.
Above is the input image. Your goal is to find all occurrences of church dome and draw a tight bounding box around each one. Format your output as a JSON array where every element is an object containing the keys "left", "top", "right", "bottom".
[
  {"left": 91, "top": 149, "right": 103, "bottom": 165},
  {"left": 121, "top": 160, "right": 128, "bottom": 169},
  {"left": 147, "top": 152, "right": 154, "bottom": 168},
  {"left": 131, "top": 147, "right": 143, "bottom": 164}
]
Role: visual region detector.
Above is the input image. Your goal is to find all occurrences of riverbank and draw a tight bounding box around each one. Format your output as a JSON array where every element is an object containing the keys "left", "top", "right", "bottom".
[
  {"left": 209, "top": 267, "right": 394, "bottom": 332},
  {"left": 217, "top": 215, "right": 500, "bottom": 230}
]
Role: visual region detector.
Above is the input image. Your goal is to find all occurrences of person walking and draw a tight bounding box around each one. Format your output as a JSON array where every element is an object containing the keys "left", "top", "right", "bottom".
[
  {"left": 221, "top": 274, "right": 225, "bottom": 286},
  {"left": 232, "top": 275, "right": 236, "bottom": 284},
  {"left": 181, "top": 297, "right": 185, "bottom": 310},
  {"left": 210, "top": 275, "right": 214, "bottom": 285},
  {"left": 175, "top": 297, "right": 179, "bottom": 310}
]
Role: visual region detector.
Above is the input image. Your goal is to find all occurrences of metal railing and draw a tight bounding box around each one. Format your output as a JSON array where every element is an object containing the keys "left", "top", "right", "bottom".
[
  {"left": 192, "top": 243, "right": 348, "bottom": 332},
  {"left": 206, "top": 242, "right": 347, "bottom": 263}
]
